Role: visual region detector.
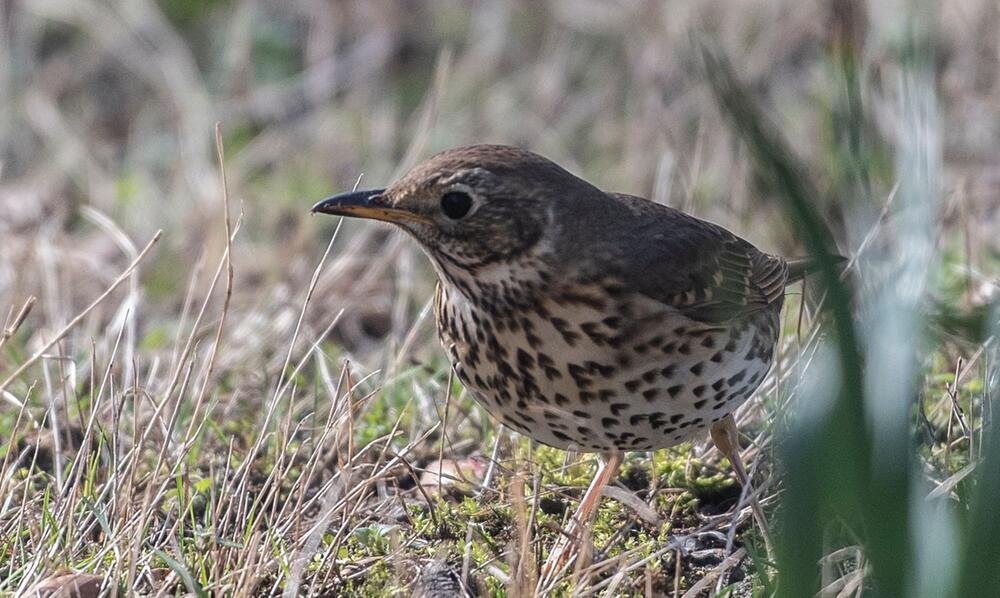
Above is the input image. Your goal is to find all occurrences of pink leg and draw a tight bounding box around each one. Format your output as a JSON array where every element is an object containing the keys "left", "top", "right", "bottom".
[
  {"left": 540, "top": 452, "right": 623, "bottom": 584},
  {"left": 710, "top": 414, "right": 775, "bottom": 557}
]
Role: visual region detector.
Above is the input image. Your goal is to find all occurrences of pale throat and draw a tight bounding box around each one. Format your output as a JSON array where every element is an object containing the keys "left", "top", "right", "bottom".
[{"left": 426, "top": 241, "right": 556, "bottom": 313}]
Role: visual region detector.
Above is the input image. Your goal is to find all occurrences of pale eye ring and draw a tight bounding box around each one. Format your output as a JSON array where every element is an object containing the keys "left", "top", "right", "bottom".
[{"left": 440, "top": 191, "right": 473, "bottom": 219}]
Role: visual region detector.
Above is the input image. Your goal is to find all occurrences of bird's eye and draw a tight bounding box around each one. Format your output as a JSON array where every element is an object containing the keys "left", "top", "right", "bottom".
[{"left": 440, "top": 191, "right": 473, "bottom": 219}]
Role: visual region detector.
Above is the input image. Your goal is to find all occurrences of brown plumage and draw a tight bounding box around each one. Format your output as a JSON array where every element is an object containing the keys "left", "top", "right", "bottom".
[{"left": 313, "top": 144, "right": 841, "bottom": 567}]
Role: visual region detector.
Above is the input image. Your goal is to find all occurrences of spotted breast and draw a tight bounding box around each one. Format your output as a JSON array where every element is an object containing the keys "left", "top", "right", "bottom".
[{"left": 434, "top": 274, "right": 781, "bottom": 452}]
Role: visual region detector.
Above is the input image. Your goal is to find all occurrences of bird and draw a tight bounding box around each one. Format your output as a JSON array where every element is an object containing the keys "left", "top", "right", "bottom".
[{"left": 312, "top": 144, "right": 831, "bottom": 579}]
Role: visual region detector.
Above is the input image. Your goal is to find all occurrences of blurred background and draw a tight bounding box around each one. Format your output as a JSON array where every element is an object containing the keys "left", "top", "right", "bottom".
[
  {"left": 1, "top": 0, "right": 997, "bottom": 358},
  {"left": 1, "top": 0, "right": 999, "bottom": 596}
]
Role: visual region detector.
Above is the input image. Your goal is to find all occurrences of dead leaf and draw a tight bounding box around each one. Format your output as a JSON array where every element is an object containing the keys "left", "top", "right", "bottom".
[
  {"left": 419, "top": 458, "right": 487, "bottom": 496},
  {"left": 26, "top": 572, "right": 106, "bottom": 598}
]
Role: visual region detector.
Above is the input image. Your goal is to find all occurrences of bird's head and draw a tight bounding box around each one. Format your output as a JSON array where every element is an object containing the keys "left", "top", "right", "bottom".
[{"left": 312, "top": 145, "right": 599, "bottom": 274}]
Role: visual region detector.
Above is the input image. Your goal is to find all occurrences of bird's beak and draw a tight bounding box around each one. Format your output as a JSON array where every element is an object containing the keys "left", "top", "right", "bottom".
[{"left": 311, "top": 188, "right": 431, "bottom": 225}]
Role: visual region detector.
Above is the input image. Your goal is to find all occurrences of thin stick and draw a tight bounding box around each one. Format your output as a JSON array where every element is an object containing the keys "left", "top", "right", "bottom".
[
  {"left": 0, "top": 232, "right": 161, "bottom": 398},
  {"left": 0, "top": 296, "right": 36, "bottom": 355},
  {"left": 180, "top": 123, "right": 237, "bottom": 439}
]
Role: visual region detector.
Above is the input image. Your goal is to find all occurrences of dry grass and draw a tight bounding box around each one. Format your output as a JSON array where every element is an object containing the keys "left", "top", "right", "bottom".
[{"left": 1, "top": 1, "right": 998, "bottom": 596}]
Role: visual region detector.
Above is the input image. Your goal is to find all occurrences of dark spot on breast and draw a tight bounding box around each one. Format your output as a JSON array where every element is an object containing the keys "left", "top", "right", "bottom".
[
  {"left": 611, "top": 403, "right": 629, "bottom": 416},
  {"left": 579, "top": 391, "right": 596, "bottom": 403},
  {"left": 550, "top": 317, "right": 580, "bottom": 346},
  {"left": 497, "top": 360, "right": 515, "bottom": 379},
  {"left": 678, "top": 343, "right": 691, "bottom": 355},
  {"left": 602, "top": 316, "right": 622, "bottom": 329},
  {"left": 466, "top": 345, "right": 481, "bottom": 368},
  {"left": 728, "top": 370, "right": 746, "bottom": 385},
  {"left": 572, "top": 410, "right": 591, "bottom": 419},
  {"left": 629, "top": 414, "right": 647, "bottom": 425},
  {"left": 554, "top": 393, "right": 570, "bottom": 406},
  {"left": 712, "top": 378, "right": 725, "bottom": 391},
  {"left": 601, "top": 417, "right": 619, "bottom": 428},
  {"left": 584, "top": 361, "right": 617, "bottom": 378},
  {"left": 624, "top": 379, "right": 642, "bottom": 393},
  {"left": 641, "top": 369, "right": 658, "bottom": 383},
  {"left": 516, "top": 348, "right": 534, "bottom": 369},
  {"left": 526, "top": 333, "right": 543, "bottom": 350},
  {"left": 693, "top": 385, "right": 706, "bottom": 397},
  {"left": 580, "top": 322, "right": 606, "bottom": 345},
  {"left": 537, "top": 353, "right": 561, "bottom": 380},
  {"left": 642, "top": 388, "right": 659, "bottom": 400},
  {"left": 598, "top": 389, "right": 616, "bottom": 402},
  {"left": 567, "top": 363, "right": 594, "bottom": 388},
  {"left": 693, "top": 399, "right": 707, "bottom": 409},
  {"left": 710, "top": 351, "right": 725, "bottom": 363},
  {"left": 667, "top": 384, "right": 684, "bottom": 398},
  {"left": 662, "top": 342, "right": 677, "bottom": 355},
  {"left": 701, "top": 336, "right": 715, "bottom": 349},
  {"left": 559, "top": 291, "right": 606, "bottom": 311},
  {"left": 487, "top": 336, "right": 508, "bottom": 359},
  {"left": 670, "top": 414, "right": 684, "bottom": 424},
  {"left": 690, "top": 362, "right": 704, "bottom": 376},
  {"left": 576, "top": 426, "right": 590, "bottom": 436},
  {"left": 724, "top": 338, "right": 738, "bottom": 352},
  {"left": 661, "top": 365, "right": 676, "bottom": 378},
  {"left": 496, "top": 387, "right": 512, "bottom": 404}
]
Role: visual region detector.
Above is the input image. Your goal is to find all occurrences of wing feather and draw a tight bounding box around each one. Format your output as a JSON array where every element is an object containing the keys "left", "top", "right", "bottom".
[{"left": 601, "top": 193, "right": 789, "bottom": 324}]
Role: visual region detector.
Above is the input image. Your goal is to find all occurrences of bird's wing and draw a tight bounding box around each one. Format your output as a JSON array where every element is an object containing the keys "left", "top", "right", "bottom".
[{"left": 601, "top": 193, "right": 788, "bottom": 324}]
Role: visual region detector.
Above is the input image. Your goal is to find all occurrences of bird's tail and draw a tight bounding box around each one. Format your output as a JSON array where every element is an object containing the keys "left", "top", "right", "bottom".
[{"left": 786, "top": 255, "right": 848, "bottom": 283}]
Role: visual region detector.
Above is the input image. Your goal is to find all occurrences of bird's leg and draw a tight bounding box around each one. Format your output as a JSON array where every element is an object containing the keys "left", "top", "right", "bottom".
[
  {"left": 540, "top": 452, "right": 623, "bottom": 583},
  {"left": 710, "top": 414, "right": 775, "bottom": 558}
]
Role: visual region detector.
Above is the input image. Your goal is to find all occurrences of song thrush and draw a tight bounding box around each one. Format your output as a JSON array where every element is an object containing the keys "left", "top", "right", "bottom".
[{"left": 313, "top": 144, "right": 826, "bottom": 575}]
